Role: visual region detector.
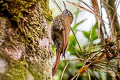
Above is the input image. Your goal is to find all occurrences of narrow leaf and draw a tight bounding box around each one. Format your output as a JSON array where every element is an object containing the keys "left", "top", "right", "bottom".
[
  {"left": 67, "top": 1, "right": 94, "bottom": 14},
  {"left": 72, "top": 19, "right": 86, "bottom": 30},
  {"left": 82, "top": 31, "right": 90, "bottom": 39},
  {"left": 78, "top": 63, "right": 91, "bottom": 75}
]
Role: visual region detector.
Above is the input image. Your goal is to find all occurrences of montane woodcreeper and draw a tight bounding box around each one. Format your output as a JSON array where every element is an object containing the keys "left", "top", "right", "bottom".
[{"left": 51, "top": 2, "right": 73, "bottom": 76}]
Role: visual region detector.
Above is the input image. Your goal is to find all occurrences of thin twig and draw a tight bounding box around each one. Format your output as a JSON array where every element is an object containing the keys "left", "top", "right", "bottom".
[
  {"left": 115, "top": 0, "right": 120, "bottom": 9},
  {"left": 71, "top": 73, "right": 79, "bottom": 80},
  {"left": 111, "top": 0, "right": 120, "bottom": 33},
  {"left": 62, "top": 58, "right": 84, "bottom": 62},
  {"left": 61, "top": 62, "right": 69, "bottom": 80},
  {"left": 72, "top": 46, "right": 81, "bottom": 58},
  {"left": 74, "top": 5, "right": 80, "bottom": 24},
  {"left": 88, "top": 69, "right": 91, "bottom": 80},
  {"left": 102, "top": 0, "right": 120, "bottom": 18},
  {"left": 78, "top": 0, "right": 94, "bottom": 12},
  {"left": 67, "top": 1, "right": 94, "bottom": 14},
  {"left": 100, "top": 62, "right": 117, "bottom": 68},
  {"left": 100, "top": 0, "right": 108, "bottom": 38},
  {"left": 71, "top": 27, "right": 83, "bottom": 54},
  {"left": 52, "top": 0, "right": 62, "bottom": 12},
  {"left": 94, "top": 64, "right": 119, "bottom": 76},
  {"left": 87, "top": 24, "right": 94, "bottom": 53},
  {"left": 76, "top": 74, "right": 79, "bottom": 80},
  {"left": 84, "top": 49, "right": 104, "bottom": 56}
]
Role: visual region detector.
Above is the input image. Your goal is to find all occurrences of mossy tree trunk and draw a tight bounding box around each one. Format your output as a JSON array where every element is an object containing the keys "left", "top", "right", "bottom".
[{"left": 0, "top": 0, "right": 52, "bottom": 80}]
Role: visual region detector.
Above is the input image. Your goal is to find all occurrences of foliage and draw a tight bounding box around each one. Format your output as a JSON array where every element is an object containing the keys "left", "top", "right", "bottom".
[
  {"left": 52, "top": 6, "right": 100, "bottom": 80},
  {"left": 82, "top": 22, "right": 98, "bottom": 41},
  {"left": 52, "top": 0, "right": 120, "bottom": 80}
]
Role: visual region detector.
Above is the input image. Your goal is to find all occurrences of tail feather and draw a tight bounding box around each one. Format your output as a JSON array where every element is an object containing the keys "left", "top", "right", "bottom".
[{"left": 52, "top": 49, "right": 61, "bottom": 76}]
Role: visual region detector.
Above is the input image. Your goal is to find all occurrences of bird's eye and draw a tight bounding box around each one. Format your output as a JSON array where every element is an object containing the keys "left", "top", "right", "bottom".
[{"left": 67, "top": 11, "right": 70, "bottom": 15}]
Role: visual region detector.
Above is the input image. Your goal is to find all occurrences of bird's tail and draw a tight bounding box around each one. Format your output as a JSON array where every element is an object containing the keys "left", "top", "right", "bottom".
[{"left": 52, "top": 49, "right": 61, "bottom": 76}]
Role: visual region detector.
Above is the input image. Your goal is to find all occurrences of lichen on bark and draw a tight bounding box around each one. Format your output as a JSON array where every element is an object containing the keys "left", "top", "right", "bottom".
[
  {"left": 0, "top": 0, "right": 52, "bottom": 23},
  {"left": 2, "top": 60, "right": 27, "bottom": 80},
  {"left": 0, "top": 0, "right": 52, "bottom": 80}
]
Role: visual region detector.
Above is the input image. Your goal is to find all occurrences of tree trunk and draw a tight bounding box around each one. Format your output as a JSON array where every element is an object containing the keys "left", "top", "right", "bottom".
[{"left": 0, "top": 0, "right": 52, "bottom": 80}]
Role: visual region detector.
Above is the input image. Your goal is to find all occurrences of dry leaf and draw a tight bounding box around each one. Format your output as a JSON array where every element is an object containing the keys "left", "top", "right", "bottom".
[
  {"left": 97, "top": 53, "right": 105, "bottom": 61},
  {"left": 78, "top": 63, "right": 91, "bottom": 75},
  {"left": 67, "top": 1, "right": 94, "bottom": 14}
]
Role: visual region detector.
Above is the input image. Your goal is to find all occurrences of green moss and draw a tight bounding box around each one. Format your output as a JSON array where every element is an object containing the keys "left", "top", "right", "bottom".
[
  {"left": 18, "top": 18, "right": 48, "bottom": 51},
  {"left": 27, "top": 46, "right": 49, "bottom": 80},
  {"left": 0, "top": 0, "right": 52, "bottom": 23},
  {"left": 40, "top": 0, "right": 53, "bottom": 21},
  {"left": 0, "top": 0, "right": 52, "bottom": 48},
  {"left": 0, "top": 0, "right": 51, "bottom": 79},
  {"left": 0, "top": 0, "right": 38, "bottom": 23},
  {"left": 29, "top": 64, "right": 43, "bottom": 80},
  {"left": 2, "top": 60, "right": 27, "bottom": 80}
]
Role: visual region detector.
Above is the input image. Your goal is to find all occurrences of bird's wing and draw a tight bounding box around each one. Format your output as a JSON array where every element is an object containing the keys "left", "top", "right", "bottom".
[{"left": 61, "top": 17, "right": 71, "bottom": 57}]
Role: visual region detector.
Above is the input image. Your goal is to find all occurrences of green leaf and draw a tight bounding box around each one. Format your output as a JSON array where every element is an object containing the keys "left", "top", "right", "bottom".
[
  {"left": 74, "top": 9, "right": 81, "bottom": 16},
  {"left": 82, "top": 31, "right": 90, "bottom": 39},
  {"left": 82, "top": 22, "right": 98, "bottom": 40},
  {"left": 91, "top": 22, "right": 98, "bottom": 40},
  {"left": 72, "top": 19, "right": 86, "bottom": 30},
  {"left": 67, "top": 35, "right": 76, "bottom": 55},
  {"left": 52, "top": 44, "right": 56, "bottom": 55}
]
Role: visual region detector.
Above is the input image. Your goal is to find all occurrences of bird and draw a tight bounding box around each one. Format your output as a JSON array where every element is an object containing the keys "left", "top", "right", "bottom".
[{"left": 51, "top": 2, "right": 73, "bottom": 76}]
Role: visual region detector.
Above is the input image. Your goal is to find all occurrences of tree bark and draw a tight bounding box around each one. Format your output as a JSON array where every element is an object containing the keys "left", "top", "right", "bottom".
[{"left": 0, "top": 0, "right": 52, "bottom": 80}]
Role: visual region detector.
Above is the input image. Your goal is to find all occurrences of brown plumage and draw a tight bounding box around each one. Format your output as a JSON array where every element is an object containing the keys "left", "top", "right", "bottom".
[{"left": 51, "top": 9, "right": 73, "bottom": 76}]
